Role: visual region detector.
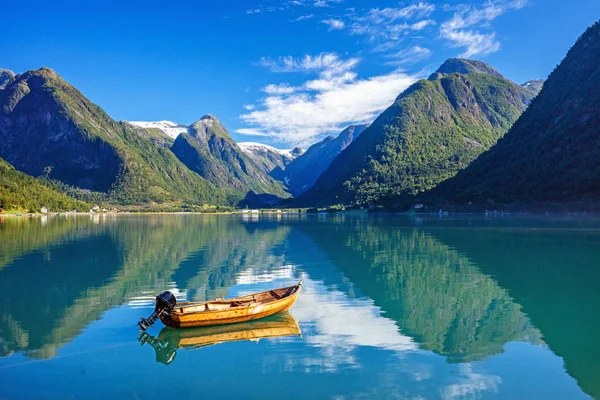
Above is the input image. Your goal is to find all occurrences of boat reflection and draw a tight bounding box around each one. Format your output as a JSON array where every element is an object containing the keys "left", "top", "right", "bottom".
[{"left": 139, "top": 312, "right": 301, "bottom": 365}]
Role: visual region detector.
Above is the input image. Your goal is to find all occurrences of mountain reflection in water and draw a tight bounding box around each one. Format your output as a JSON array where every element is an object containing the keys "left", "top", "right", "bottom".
[{"left": 0, "top": 214, "right": 596, "bottom": 400}]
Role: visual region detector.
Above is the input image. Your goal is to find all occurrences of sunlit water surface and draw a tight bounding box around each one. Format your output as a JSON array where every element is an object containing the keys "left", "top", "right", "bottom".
[{"left": 0, "top": 213, "right": 599, "bottom": 399}]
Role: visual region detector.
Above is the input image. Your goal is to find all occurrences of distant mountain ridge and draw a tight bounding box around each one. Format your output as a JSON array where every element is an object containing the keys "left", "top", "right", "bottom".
[
  {"left": 297, "top": 58, "right": 543, "bottom": 206},
  {"left": 238, "top": 142, "right": 300, "bottom": 174},
  {"left": 0, "top": 68, "right": 303, "bottom": 207},
  {"left": 420, "top": 21, "right": 600, "bottom": 210},
  {"left": 280, "top": 125, "right": 368, "bottom": 196},
  {"left": 0, "top": 53, "right": 555, "bottom": 210}
]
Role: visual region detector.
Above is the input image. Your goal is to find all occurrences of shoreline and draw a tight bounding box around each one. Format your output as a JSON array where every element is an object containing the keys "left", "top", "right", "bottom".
[
  {"left": 0, "top": 210, "right": 304, "bottom": 217},
  {"left": 3, "top": 210, "right": 600, "bottom": 218}
]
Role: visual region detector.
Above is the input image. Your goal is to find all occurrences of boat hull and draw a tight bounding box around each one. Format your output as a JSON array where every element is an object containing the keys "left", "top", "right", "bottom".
[{"left": 160, "top": 282, "right": 301, "bottom": 329}]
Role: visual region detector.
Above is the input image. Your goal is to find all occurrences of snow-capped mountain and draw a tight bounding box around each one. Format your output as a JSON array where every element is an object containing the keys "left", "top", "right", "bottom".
[
  {"left": 238, "top": 142, "right": 294, "bottom": 158},
  {"left": 125, "top": 121, "right": 304, "bottom": 175},
  {"left": 127, "top": 120, "right": 188, "bottom": 139},
  {"left": 238, "top": 142, "right": 302, "bottom": 174}
]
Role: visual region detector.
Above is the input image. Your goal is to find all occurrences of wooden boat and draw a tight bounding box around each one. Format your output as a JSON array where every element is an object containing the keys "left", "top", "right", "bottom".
[
  {"left": 139, "top": 313, "right": 301, "bottom": 365},
  {"left": 138, "top": 281, "right": 302, "bottom": 330}
]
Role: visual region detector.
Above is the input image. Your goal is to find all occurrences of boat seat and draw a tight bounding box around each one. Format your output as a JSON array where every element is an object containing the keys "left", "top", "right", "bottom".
[{"left": 270, "top": 290, "right": 282, "bottom": 300}]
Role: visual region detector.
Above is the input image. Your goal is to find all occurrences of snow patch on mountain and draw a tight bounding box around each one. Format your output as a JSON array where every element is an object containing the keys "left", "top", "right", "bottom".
[
  {"left": 238, "top": 142, "right": 294, "bottom": 158},
  {"left": 127, "top": 120, "right": 188, "bottom": 139}
]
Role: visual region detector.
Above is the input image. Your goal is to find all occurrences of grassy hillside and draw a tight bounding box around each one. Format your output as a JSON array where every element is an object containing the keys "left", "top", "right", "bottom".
[{"left": 0, "top": 158, "right": 90, "bottom": 212}]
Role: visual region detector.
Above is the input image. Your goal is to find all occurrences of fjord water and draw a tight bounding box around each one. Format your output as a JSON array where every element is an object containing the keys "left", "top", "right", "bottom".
[{"left": 0, "top": 214, "right": 598, "bottom": 399}]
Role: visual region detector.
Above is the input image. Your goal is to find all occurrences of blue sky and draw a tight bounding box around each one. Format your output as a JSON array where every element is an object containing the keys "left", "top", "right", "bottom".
[{"left": 1, "top": 0, "right": 599, "bottom": 148}]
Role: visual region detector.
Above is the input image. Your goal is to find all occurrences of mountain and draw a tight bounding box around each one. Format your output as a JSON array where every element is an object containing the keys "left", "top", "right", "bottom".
[
  {"left": 0, "top": 158, "right": 90, "bottom": 212},
  {"left": 0, "top": 68, "right": 227, "bottom": 205},
  {"left": 238, "top": 142, "right": 298, "bottom": 174},
  {"left": 429, "top": 58, "right": 503, "bottom": 79},
  {"left": 420, "top": 21, "right": 600, "bottom": 211},
  {"left": 522, "top": 80, "right": 545, "bottom": 95},
  {"left": 281, "top": 125, "right": 368, "bottom": 196},
  {"left": 0, "top": 69, "right": 14, "bottom": 90},
  {"left": 126, "top": 120, "right": 188, "bottom": 139},
  {"left": 170, "top": 115, "right": 290, "bottom": 205},
  {"left": 121, "top": 121, "right": 175, "bottom": 149},
  {"left": 297, "top": 58, "right": 543, "bottom": 206}
]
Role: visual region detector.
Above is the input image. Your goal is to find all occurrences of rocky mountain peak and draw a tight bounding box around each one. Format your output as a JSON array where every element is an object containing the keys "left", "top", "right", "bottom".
[
  {"left": 190, "top": 114, "right": 232, "bottom": 142},
  {"left": 0, "top": 69, "right": 15, "bottom": 90},
  {"left": 429, "top": 58, "right": 503, "bottom": 80}
]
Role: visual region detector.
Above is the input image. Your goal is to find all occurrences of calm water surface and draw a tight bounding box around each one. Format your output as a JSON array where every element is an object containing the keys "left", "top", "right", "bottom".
[{"left": 0, "top": 213, "right": 599, "bottom": 399}]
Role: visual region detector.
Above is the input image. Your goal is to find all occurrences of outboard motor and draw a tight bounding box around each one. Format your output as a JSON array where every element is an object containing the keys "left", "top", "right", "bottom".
[{"left": 138, "top": 291, "right": 177, "bottom": 331}]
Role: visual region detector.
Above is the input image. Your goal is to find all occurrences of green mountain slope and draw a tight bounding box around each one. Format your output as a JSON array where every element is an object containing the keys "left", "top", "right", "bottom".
[
  {"left": 297, "top": 59, "right": 542, "bottom": 206},
  {"left": 171, "top": 115, "right": 290, "bottom": 205},
  {"left": 421, "top": 21, "right": 600, "bottom": 210},
  {"left": 280, "top": 125, "right": 368, "bottom": 196},
  {"left": 0, "top": 158, "right": 90, "bottom": 212},
  {"left": 0, "top": 68, "right": 227, "bottom": 205}
]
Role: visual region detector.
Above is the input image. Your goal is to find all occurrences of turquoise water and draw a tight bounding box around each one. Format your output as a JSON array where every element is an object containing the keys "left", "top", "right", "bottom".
[{"left": 0, "top": 213, "right": 598, "bottom": 399}]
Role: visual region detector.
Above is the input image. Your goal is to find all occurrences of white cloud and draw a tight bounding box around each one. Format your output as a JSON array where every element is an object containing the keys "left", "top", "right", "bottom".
[
  {"left": 291, "top": 14, "right": 314, "bottom": 22},
  {"left": 321, "top": 18, "right": 345, "bottom": 30},
  {"left": 236, "top": 128, "right": 270, "bottom": 137},
  {"left": 240, "top": 52, "right": 418, "bottom": 146},
  {"left": 346, "top": 2, "right": 436, "bottom": 40},
  {"left": 411, "top": 19, "right": 435, "bottom": 30},
  {"left": 262, "top": 83, "right": 298, "bottom": 94},
  {"left": 248, "top": 0, "right": 343, "bottom": 14},
  {"left": 362, "top": 2, "right": 436, "bottom": 22},
  {"left": 313, "top": 0, "right": 343, "bottom": 6},
  {"left": 385, "top": 46, "right": 432, "bottom": 66},
  {"left": 441, "top": 29, "right": 500, "bottom": 58},
  {"left": 258, "top": 52, "right": 359, "bottom": 76},
  {"left": 440, "top": 0, "right": 528, "bottom": 57}
]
